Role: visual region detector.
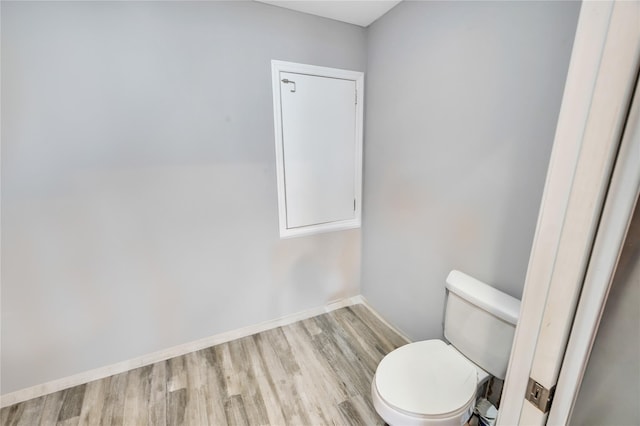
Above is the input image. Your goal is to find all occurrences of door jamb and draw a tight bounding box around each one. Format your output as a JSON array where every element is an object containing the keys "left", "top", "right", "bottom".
[
  {"left": 547, "top": 72, "right": 640, "bottom": 426},
  {"left": 497, "top": 2, "right": 640, "bottom": 424}
]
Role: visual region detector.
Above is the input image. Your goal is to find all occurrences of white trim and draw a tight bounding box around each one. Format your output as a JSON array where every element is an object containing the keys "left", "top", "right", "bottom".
[
  {"left": 548, "top": 76, "right": 640, "bottom": 426},
  {"left": 498, "top": 1, "right": 640, "bottom": 424},
  {"left": 279, "top": 217, "right": 361, "bottom": 239},
  {"left": 0, "top": 296, "right": 364, "bottom": 408},
  {"left": 271, "top": 60, "right": 364, "bottom": 239}
]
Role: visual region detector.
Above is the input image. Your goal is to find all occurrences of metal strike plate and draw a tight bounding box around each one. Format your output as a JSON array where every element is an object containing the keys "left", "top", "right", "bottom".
[{"left": 526, "top": 377, "right": 556, "bottom": 413}]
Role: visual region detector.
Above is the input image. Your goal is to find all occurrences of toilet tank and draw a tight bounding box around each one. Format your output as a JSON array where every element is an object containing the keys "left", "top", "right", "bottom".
[{"left": 443, "top": 270, "right": 521, "bottom": 380}]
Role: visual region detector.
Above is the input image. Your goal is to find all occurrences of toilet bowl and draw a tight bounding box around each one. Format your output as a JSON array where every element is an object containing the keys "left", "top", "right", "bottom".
[
  {"left": 371, "top": 270, "right": 521, "bottom": 426},
  {"left": 372, "top": 340, "right": 489, "bottom": 426}
]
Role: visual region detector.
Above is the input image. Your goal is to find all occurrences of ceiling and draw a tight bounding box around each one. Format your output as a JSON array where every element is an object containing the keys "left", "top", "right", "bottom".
[{"left": 255, "top": 1, "right": 402, "bottom": 27}]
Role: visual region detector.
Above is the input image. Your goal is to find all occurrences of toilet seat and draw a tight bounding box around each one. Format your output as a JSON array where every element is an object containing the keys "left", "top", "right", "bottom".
[{"left": 372, "top": 339, "right": 479, "bottom": 425}]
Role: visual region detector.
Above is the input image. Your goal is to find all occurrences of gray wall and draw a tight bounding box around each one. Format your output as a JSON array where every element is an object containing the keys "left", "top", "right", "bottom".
[
  {"left": 571, "top": 202, "right": 640, "bottom": 425},
  {"left": 362, "top": 1, "right": 581, "bottom": 339},
  {"left": 1, "top": 1, "right": 365, "bottom": 393}
]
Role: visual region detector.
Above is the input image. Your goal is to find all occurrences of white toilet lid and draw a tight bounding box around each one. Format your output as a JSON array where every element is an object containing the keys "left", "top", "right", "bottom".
[{"left": 375, "top": 340, "right": 477, "bottom": 417}]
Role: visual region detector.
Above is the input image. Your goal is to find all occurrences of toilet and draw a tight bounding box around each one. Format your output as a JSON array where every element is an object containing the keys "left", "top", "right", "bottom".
[{"left": 371, "top": 270, "right": 521, "bottom": 426}]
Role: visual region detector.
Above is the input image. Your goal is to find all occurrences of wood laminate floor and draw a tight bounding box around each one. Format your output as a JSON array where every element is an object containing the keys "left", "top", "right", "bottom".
[{"left": 1, "top": 304, "right": 408, "bottom": 425}]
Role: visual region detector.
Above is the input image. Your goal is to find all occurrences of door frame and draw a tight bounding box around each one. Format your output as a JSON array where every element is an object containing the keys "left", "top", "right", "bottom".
[
  {"left": 497, "top": 1, "right": 640, "bottom": 424},
  {"left": 548, "top": 72, "right": 640, "bottom": 426}
]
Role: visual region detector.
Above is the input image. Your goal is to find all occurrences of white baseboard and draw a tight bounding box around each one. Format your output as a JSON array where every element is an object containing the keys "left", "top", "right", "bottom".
[{"left": 1, "top": 296, "right": 365, "bottom": 408}]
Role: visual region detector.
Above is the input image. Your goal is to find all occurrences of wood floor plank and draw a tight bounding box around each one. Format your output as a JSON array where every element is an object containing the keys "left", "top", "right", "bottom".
[
  {"left": 0, "top": 406, "right": 9, "bottom": 426},
  {"left": 55, "top": 418, "right": 79, "bottom": 426},
  {"left": 282, "top": 321, "right": 345, "bottom": 424},
  {"left": 147, "top": 361, "right": 167, "bottom": 426},
  {"left": 349, "top": 304, "right": 409, "bottom": 348},
  {"left": 309, "top": 318, "right": 372, "bottom": 398},
  {"left": 223, "top": 394, "right": 249, "bottom": 426},
  {"left": 287, "top": 320, "right": 349, "bottom": 403},
  {"left": 213, "top": 342, "right": 242, "bottom": 398},
  {"left": 2, "top": 304, "right": 406, "bottom": 426},
  {"left": 338, "top": 398, "right": 365, "bottom": 425},
  {"left": 166, "top": 355, "right": 187, "bottom": 393},
  {"left": 301, "top": 314, "right": 324, "bottom": 336},
  {"left": 182, "top": 352, "right": 208, "bottom": 425},
  {"left": 253, "top": 330, "right": 310, "bottom": 425},
  {"left": 166, "top": 388, "right": 186, "bottom": 426},
  {"left": 347, "top": 393, "right": 386, "bottom": 426},
  {"left": 232, "top": 336, "right": 273, "bottom": 426},
  {"left": 53, "top": 384, "right": 85, "bottom": 426},
  {"left": 326, "top": 310, "right": 383, "bottom": 374},
  {"left": 122, "top": 366, "right": 151, "bottom": 425},
  {"left": 76, "top": 379, "right": 107, "bottom": 426},
  {"left": 261, "top": 326, "right": 301, "bottom": 377},
  {"left": 98, "top": 373, "right": 126, "bottom": 426},
  {"left": 37, "top": 390, "right": 65, "bottom": 426},
  {"left": 242, "top": 335, "right": 287, "bottom": 426},
  {"left": 3, "top": 404, "right": 24, "bottom": 426},
  {"left": 16, "top": 396, "right": 44, "bottom": 426},
  {"left": 197, "top": 347, "right": 228, "bottom": 425},
  {"left": 291, "top": 373, "right": 343, "bottom": 425}
]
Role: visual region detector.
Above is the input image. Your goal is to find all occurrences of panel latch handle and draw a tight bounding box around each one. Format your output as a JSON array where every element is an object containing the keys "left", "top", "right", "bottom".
[{"left": 281, "top": 79, "right": 296, "bottom": 93}]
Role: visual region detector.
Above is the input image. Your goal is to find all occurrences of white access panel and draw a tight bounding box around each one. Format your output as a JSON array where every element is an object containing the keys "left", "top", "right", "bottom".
[
  {"left": 272, "top": 61, "right": 363, "bottom": 238},
  {"left": 281, "top": 72, "right": 356, "bottom": 228}
]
